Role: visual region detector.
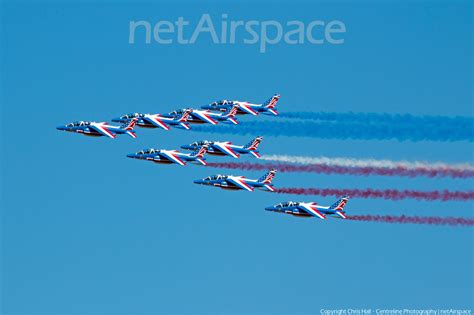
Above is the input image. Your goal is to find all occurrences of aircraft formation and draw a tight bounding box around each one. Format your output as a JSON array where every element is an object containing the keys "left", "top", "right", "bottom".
[{"left": 56, "top": 94, "right": 350, "bottom": 220}]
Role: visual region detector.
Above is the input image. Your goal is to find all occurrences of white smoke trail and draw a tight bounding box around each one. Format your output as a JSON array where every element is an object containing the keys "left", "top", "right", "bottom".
[{"left": 261, "top": 154, "right": 474, "bottom": 171}]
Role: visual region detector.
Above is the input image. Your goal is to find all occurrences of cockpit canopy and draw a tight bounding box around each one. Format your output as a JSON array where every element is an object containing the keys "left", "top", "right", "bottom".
[
  {"left": 137, "top": 148, "right": 157, "bottom": 155},
  {"left": 276, "top": 201, "right": 299, "bottom": 208},
  {"left": 121, "top": 113, "right": 143, "bottom": 119},
  {"left": 191, "top": 140, "right": 212, "bottom": 146},
  {"left": 67, "top": 121, "right": 90, "bottom": 127},
  {"left": 210, "top": 100, "right": 234, "bottom": 107},
  {"left": 169, "top": 108, "right": 190, "bottom": 116},
  {"left": 203, "top": 175, "right": 227, "bottom": 181}
]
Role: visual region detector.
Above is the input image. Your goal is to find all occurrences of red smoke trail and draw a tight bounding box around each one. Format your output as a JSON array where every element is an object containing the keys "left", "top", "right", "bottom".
[
  {"left": 206, "top": 162, "right": 474, "bottom": 179},
  {"left": 274, "top": 188, "right": 474, "bottom": 201},
  {"left": 347, "top": 215, "right": 474, "bottom": 227}
]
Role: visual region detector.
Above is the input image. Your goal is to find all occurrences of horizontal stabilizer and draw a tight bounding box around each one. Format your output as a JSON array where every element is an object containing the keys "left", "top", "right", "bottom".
[
  {"left": 228, "top": 117, "right": 238, "bottom": 125},
  {"left": 126, "top": 131, "right": 137, "bottom": 138},
  {"left": 336, "top": 211, "right": 347, "bottom": 219},
  {"left": 264, "top": 184, "right": 275, "bottom": 192},
  {"left": 196, "top": 158, "right": 207, "bottom": 166},
  {"left": 180, "top": 122, "right": 191, "bottom": 130},
  {"left": 267, "top": 109, "right": 278, "bottom": 116},
  {"left": 250, "top": 151, "right": 261, "bottom": 158}
]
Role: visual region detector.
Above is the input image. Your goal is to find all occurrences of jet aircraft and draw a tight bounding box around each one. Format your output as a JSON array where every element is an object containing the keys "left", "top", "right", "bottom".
[
  {"left": 181, "top": 136, "right": 263, "bottom": 159},
  {"left": 126, "top": 145, "right": 209, "bottom": 166},
  {"left": 265, "top": 196, "right": 349, "bottom": 220},
  {"left": 56, "top": 119, "right": 138, "bottom": 139},
  {"left": 202, "top": 94, "right": 280, "bottom": 116},
  {"left": 193, "top": 169, "right": 277, "bottom": 192},
  {"left": 164, "top": 106, "right": 238, "bottom": 125},
  {"left": 111, "top": 109, "right": 191, "bottom": 130},
  {"left": 204, "top": 105, "right": 240, "bottom": 125}
]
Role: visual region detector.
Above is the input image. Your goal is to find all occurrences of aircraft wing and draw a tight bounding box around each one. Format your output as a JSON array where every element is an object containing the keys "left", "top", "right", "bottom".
[
  {"left": 145, "top": 116, "right": 171, "bottom": 130},
  {"left": 158, "top": 151, "right": 186, "bottom": 166},
  {"left": 226, "top": 177, "right": 254, "bottom": 192},
  {"left": 237, "top": 103, "right": 259, "bottom": 116},
  {"left": 192, "top": 111, "right": 218, "bottom": 125},
  {"left": 299, "top": 204, "right": 326, "bottom": 220},
  {"left": 90, "top": 124, "right": 116, "bottom": 139},
  {"left": 213, "top": 143, "right": 240, "bottom": 159}
]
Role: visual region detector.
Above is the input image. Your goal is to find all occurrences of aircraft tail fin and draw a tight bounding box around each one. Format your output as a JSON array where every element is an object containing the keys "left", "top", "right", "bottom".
[
  {"left": 244, "top": 136, "right": 263, "bottom": 150},
  {"left": 178, "top": 109, "right": 192, "bottom": 122},
  {"left": 263, "top": 94, "right": 280, "bottom": 109},
  {"left": 329, "top": 196, "right": 349, "bottom": 211},
  {"left": 258, "top": 169, "right": 277, "bottom": 184},
  {"left": 225, "top": 105, "right": 239, "bottom": 118},
  {"left": 123, "top": 118, "right": 138, "bottom": 131},
  {"left": 191, "top": 144, "right": 209, "bottom": 158}
]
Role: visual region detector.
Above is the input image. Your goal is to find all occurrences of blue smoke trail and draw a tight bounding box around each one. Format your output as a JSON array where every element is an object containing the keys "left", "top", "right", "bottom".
[
  {"left": 279, "top": 112, "right": 473, "bottom": 131},
  {"left": 192, "top": 120, "right": 473, "bottom": 142}
]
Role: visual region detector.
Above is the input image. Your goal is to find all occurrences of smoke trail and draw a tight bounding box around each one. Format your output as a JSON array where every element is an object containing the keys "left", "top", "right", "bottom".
[
  {"left": 347, "top": 215, "right": 474, "bottom": 227},
  {"left": 192, "top": 120, "right": 473, "bottom": 142},
  {"left": 261, "top": 154, "right": 474, "bottom": 171},
  {"left": 207, "top": 161, "right": 474, "bottom": 179},
  {"left": 274, "top": 187, "right": 474, "bottom": 201},
  {"left": 279, "top": 112, "right": 473, "bottom": 128}
]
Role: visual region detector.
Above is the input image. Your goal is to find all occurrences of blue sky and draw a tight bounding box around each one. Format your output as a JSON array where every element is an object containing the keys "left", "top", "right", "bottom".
[{"left": 1, "top": 1, "right": 473, "bottom": 314}]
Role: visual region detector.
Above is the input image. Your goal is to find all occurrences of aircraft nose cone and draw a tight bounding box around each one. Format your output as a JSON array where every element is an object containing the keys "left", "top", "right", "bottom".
[
  {"left": 56, "top": 125, "right": 66, "bottom": 131},
  {"left": 111, "top": 117, "right": 122, "bottom": 123},
  {"left": 265, "top": 206, "right": 274, "bottom": 211},
  {"left": 126, "top": 154, "right": 136, "bottom": 158},
  {"left": 193, "top": 179, "right": 203, "bottom": 184}
]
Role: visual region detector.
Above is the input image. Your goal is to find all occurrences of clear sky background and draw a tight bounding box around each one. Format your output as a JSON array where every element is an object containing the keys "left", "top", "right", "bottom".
[{"left": 1, "top": 1, "right": 473, "bottom": 314}]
